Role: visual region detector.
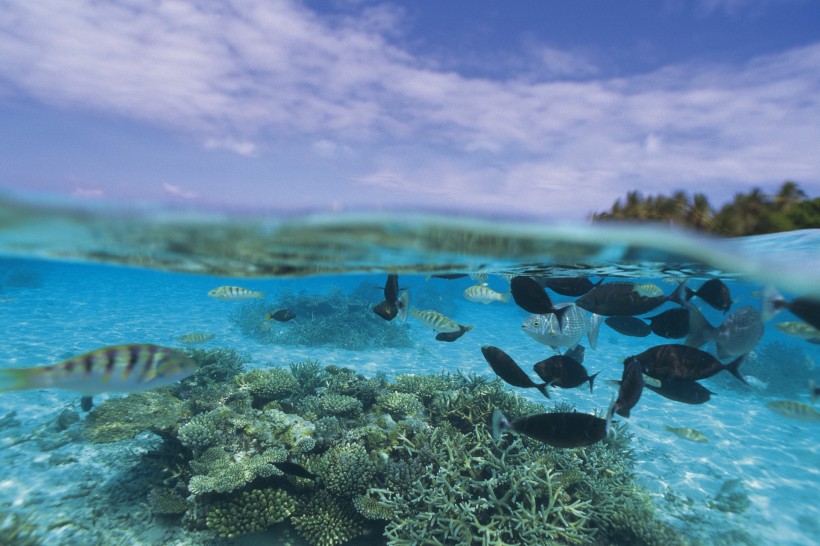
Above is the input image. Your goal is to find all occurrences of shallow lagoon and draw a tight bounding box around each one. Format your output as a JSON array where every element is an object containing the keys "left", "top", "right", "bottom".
[{"left": 0, "top": 201, "right": 818, "bottom": 545}]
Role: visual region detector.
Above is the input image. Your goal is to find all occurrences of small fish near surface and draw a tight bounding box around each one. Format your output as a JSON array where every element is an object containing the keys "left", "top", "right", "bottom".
[
  {"left": 766, "top": 400, "right": 820, "bottom": 423},
  {"left": 575, "top": 281, "right": 686, "bottom": 317},
  {"left": 627, "top": 343, "right": 747, "bottom": 385},
  {"left": 605, "top": 316, "right": 651, "bottom": 337},
  {"left": 775, "top": 321, "right": 820, "bottom": 344},
  {"left": 177, "top": 333, "right": 215, "bottom": 344},
  {"left": 686, "top": 305, "right": 764, "bottom": 359},
  {"left": 614, "top": 357, "right": 644, "bottom": 418},
  {"left": 532, "top": 348, "right": 598, "bottom": 392},
  {"left": 481, "top": 346, "right": 549, "bottom": 398},
  {"left": 208, "top": 285, "right": 265, "bottom": 301},
  {"left": 411, "top": 308, "right": 465, "bottom": 334},
  {"left": 435, "top": 325, "right": 472, "bottom": 342},
  {"left": 522, "top": 303, "right": 602, "bottom": 352},
  {"left": 685, "top": 279, "right": 732, "bottom": 313},
  {"left": 463, "top": 283, "right": 509, "bottom": 304},
  {"left": 0, "top": 344, "right": 197, "bottom": 394},
  {"left": 266, "top": 309, "right": 297, "bottom": 322},
  {"left": 491, "top": 404, "right": 614, "bottom": 448},
  {"left": 664, "top": 425, "right": 709, "bottom": 443},
  {"left": 762, "top": 286, "right": 820, "bottom": 330},
  {"left": 509, "top": 276, "right": 569, "bottom": 325},
  {"left": 383, "top": 274, "right": 400, "bottom": 304},
  {"left": 540, "top": 277, "right": 602, "bottom": 297}
]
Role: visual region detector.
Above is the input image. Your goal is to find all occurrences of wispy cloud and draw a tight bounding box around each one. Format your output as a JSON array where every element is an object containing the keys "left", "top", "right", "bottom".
[
  {"left": 71, "top": 187, "right": 104, "bottom": 198},
  {"left": 162, "top": 183, "right": 198, "bottom": 200},
  {"left": 0, "top": 0, "right": 818, "bottom": 217}
]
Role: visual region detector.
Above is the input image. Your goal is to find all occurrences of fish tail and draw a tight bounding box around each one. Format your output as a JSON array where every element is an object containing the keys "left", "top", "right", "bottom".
[
  {"left": 604, "top": 397, "right": 617, "bottom": 436},
  {"left": 725, "top": 355, "right": 748, "bottom": 385},
  {"left": 588, "top": 314, "right": 602, "bottom": 349},
  {"left": 670, "top": 280, "right": 688, "bottom": 306},
  {"left": 0, "top": 367, "right": 38, "bottom": 392},
  {"left": 462, "top": 325, "right": 473, "bottom": 332},
  {"left": 397, "top": 292, "right": 410, "bottom": 324},
  {"left": 684, "top": 303, "right": 716, "bottom": 348},
  {"left": 535, "top": 382, "right": 551, "bottom": 399},
  {"left": 490, "top": 409, "right": 510, "bottom": 441},
  {"left": 265, "top": 313, "right": 273, "bottom": 320},
  {"left": 499, "top": 293, "right": 510, "bottom": 303},
  {"left": 684, "top": 286, "right": 696, "bottom": 301},
  {"left": 588, "top": 371, "right": 600, "bottom": 393},
  {"left": 760, "top": 284, "right": 785, "bottom": 322}
]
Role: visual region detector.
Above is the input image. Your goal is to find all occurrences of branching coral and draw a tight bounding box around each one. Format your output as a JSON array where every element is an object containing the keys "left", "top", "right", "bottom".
[
  {"left": 188, "top": 446, "right": 287, "bottom": 496},
  {"left": 291, "top": 490, "right": 367, "bottom": 546},
  {"left": 317, "top": 442, "right": 375, "bottom": 497},
  {"left": 234, "top": 368, "right": 299, "bottom": 405},
  {"left": 205, "top": 487, "right": 295, "bottom": 538}
]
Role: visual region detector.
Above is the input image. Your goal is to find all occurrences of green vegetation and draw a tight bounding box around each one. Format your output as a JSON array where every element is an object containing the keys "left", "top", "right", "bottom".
[{"left": 591, "top": 181, "right": 819, "bottom": 236}]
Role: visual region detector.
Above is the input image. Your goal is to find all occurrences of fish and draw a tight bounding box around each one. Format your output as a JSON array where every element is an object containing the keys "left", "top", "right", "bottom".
[
  {"left": 481, "top": 346, "right": 549, "bottom": 398},
  {"left": 627, "top": 343, "right": 747, "bottom": 385},
  {"left": 372, "top": 300, "right": 398, "bottom": 321},
  {"left": 271, "top": 461, "right": 316, "bottom": 480},
  {"left": 685, "top": 279, "right": 732, "bottom": 313},
  {"left": 470, "top": 272, "right": 489, "bottom": 282},
  {"left": 463, "top": 283, "right": 509, "bottom": 304},
  {"left": 0, "top": 344, "right": 197, "bottom": 394},
  {"left": 810, "top": 379, "right": 819, "bottom": 404},
  {"left": 509, "top": 276, "right": 569, "bottom": 325},
  {"left": 207, "top": 286, "right": 265, "bottom": 301},
  {"left": 266, "top": 309, "right": 296, "bottom": 322},
  {"left": 614, "top": 357, "right": 644, "bottom": 418},
  {"left": 604, "top": 316, "right": 651, "bottom": 337},
  {"left": 411, "top": 308, "right": 464, "bottom": 333},
  {"left": 762, "top": 286, "right": 820, "bottom": 330},
  {"left": 490, "top": 404, "right": 614, "bottom": 448},
  {"left": 397, "top": 291, "right": 410, "bottom": 324},
  {"left": 383, "top": 274, "right": 400, "bottom": 304},
  {"left": 176, "top": 333, "right": 215, "bottom": 344},
  {"left": 766, "top": 400, "right": 820, "bottom": 423},
  {"left": 575, "top": 281, "right": 686, "bottom": 317},
  {"left": 646, "top": 307, "right": 690, "bottom": 339},
  {"left": 521, "top": 303, "right": 602, "bottom": 352},
  {"left": 435, "top": 325, "right": 472, "bottom": 342},
  {"left": 664, "top": 425, "right": 709, "bottom": 443},
  {"left": 80, "top": 395, "right": 94, "bottom": 412},
  {"left": 532, "top": 350, "right": 598, "bottom": 392},
  {"left": 429, "top": 273, "right": 469, "bottom": 280},
  {"left": 540, "top": 277, "right": 602, "bottom": 297},
  {"left": 686, "top": 305, "right": 764, "bottom": 358},
  {"left": 775, "top": 321, "right": 820, "bottom": 343},
  {"left": 608, "top": 377, "right": 713, "bottom": 405}
]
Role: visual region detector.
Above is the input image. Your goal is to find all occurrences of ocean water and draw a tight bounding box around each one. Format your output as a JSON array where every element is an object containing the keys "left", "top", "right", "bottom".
[{"left": 0, "top": 198, "right": 818, "bottom": 546}]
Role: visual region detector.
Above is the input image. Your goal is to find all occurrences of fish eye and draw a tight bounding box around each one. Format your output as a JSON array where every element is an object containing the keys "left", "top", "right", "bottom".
[{"left": 533, "top": 320, "right": 539, "bottom": 326}]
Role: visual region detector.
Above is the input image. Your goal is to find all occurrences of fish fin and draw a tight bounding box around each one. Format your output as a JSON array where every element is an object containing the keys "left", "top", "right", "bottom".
[
  {"left": 670, "top": 280, "right": 688, "bottom": 306},
  {"left": 0, "top": 367, "right": 38, "bottom": 392},
  {"left": 535, "top": 382, "right": 551, "bottom": 399},
  {"left": 725, "top": 355, "right": 747, "bottom": 385},
  {"left": 685, "top": 286, "right": 696, "bottom": 301},
  {"left": 604, "top": 397, "right": 617, "bottom": 436},
  {"left": 397, "top": 292, "right": 410, "bottom": 324},
  {"left": 490, "top": 409, "right": 509, "bottom": 441},
  {"left": 265, "top": 313, "right": 273, "bottom": 320},
  {"left": 588, "top": 372, "right": 599, "bottom": 393},
  {"left": 587, "top": 314, "right": 602, "bottom": 349},
  {"left": 462, "top": 325, "right": 473, "bottom": 332},
  {"left": 760, "top": 284, "right": 785, "bottom": 322},
  {"left": 499, "top": 293, "right": 510, "bottom": 303},
  {"left": 684, "top": 303, "right": 715, "bottom": 347},
  {"left": 553, "top": 305, "right": 570, "bottom": 331}
]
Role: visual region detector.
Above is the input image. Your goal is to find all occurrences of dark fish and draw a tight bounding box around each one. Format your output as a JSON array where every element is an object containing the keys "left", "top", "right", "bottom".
[
  {"left": 540, "top": 277, "right": 602, "bottom": 297},
  {"left": 605, "top": 316, "right": 651, "bottom": 337},
  {"left": 686, "top": 279, "right": 732, "bottom": 313},
  {"left": 80, "top": 395, "right": 94, "bottom": 412},
  {"left": 372, "top": 300, "right": 398, "bottom": 321},
  {"left": 762, "top": 286, "right": 820, "bottom": 331},
  {"left": 563, "top": 344, "right": 585, "bottom": 364},
  {"left": 533, "top": 352, "right": 599, "bottom": 392},
  {"left": 435, "top": 325, "right": 471, "bottom": 342},
  {"left": 272, "top": 461, "right": 316, "bottom": 480},
  {"left": 384, "top": 274, "right": 399, "bottom": 303},
  {"left": 491, "top": 406, "right": 613, "bottom": 448},
  {"left": 615, "top": 357, "right": 644, "bottom": 418},
  {"left": 810, "top": 379, "right": 819, "bottom": 404},
  {"left": 647, "top": 307, "right": 690, "bottom": 339},
  {"left": 575, "top": 281, "right": 686, "bottom": 317},
  {"left": 645, "top": 378, "right": 713, "bottom": 405},
  {"left": 481, "top": 346, "right": 549, "bottom": 398},
  {"left": 510, "top": 276, "right": 569, "bottom": 325},
  {"left": 686, "top": 305, "right": 763, "bottom": 358},
  {"left": 267, "top": 309, "right": 296, "bottom": 322},
  {"left": 430, "top": 273, "right": 469, "bottom": 280},
  {"left": 627, "top": 343, "right": 746, "bottom": 384}
]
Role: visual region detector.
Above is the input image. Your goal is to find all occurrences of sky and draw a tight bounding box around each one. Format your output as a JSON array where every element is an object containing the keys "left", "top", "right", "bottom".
[{"left": 0, "top": 0, "right": 819, "bottom": 220}]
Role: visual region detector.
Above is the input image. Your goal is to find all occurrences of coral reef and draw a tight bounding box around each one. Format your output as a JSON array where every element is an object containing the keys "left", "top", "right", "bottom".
[
  {"left": 205, "top": 487, "right": 295, "bottom": 538},
  {"left": 291, "top": 490, "right": 367, "bottom": 546},
  {"left": 230, "top": 289, "right": 415, "bottom": 349},
  {"left": 84, "top": 389, "right": 190, "bottom": 443},
  {"left": 234, "top": 368, "right": 299, "bottom": 405}
]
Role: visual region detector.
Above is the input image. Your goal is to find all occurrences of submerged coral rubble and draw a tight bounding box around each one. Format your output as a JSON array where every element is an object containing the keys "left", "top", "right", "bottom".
[{"left": 83, "top": 348, "right": 687, "bottom": 546}]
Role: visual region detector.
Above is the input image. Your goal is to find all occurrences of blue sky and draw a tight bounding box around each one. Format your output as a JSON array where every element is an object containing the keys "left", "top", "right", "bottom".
[{"left": 1, "top": 0, "right": 819, "bottom": 219}]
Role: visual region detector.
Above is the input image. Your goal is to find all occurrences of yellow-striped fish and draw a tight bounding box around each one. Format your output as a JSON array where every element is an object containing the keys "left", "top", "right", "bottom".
[
  {"left": 775, "top": 321, "right": 820, "bottom": 343},
  {"left": 633, "top": 283, "right": 663, "bottom": 298},
  {"left": 664, "top": 425, "right": 709, "bottom": 443},
  {"left": 177, "top": 333, "right": 215, "bottom": 344},
  {"left": 463, "top": 283, "right": 510, "bottom": 304},
  {"left": 410, "top": 309, "right": 463, "bottom": 333},
  {"left": 0, "top": 344, "right": 197, "bottom": 394},
  {"left": 207, "top": 286, "right": 265, "bottom": 301},
  {"left": 766, "top": 400, "right": 820, "bottom": 423}
]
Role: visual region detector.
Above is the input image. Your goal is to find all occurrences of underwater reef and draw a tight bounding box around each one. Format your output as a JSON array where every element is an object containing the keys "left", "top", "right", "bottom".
[
  {"left": 83, "top": 348, "right": 687, "bottom": 546},
  {"left": 230, "top": 289, "right": 415, "bottom": 350}
]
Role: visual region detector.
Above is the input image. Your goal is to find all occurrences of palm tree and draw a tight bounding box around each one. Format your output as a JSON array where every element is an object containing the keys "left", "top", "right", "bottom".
[{"left": 773, "top": 181, "right": 807, "bottom": 212}]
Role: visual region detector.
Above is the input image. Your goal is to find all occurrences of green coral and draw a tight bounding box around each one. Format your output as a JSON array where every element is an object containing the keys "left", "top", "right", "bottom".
[
  {"left": 205, "top": 488, "right": 295, "bottom": 538},
  {"left": 84, "top": 389, "right": 190, "bottom": 443},
  {"left": 392, "top": 373, "right": 455, "bottom": 402},
  {"left": 353, "top": 495, "right": 394, "bottom": 521},
  {"left": 235, "top": 368, "right": 299, "bottom": 404},
  {"left": 188, "top": 446, "right": 287, "bottom": 496},
  {"left": 148, "top": 487, "right": 190, "bottom": 515},
  {"left": 302, "top": 394, "right": 363, "bottom": 418},
  {"left": 291, "top": 490, "right": 366, "bottom": 546},
  {"left": 377, "top": 392, "right": 424, "bottom": 419},
  {"left": 317, "top": 442, "right": 375, "bottom": 497}
]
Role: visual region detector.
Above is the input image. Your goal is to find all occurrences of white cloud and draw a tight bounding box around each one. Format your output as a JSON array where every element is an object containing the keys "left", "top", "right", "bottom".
[
  {"left": 162, "top": 183, "right": 198, "bottom": 199},
  {"left": 0, "top": 0, "right": 818, "bottom": 217},
  {"left": 71, "top": 187, "right": 104, "bottom": 198}
]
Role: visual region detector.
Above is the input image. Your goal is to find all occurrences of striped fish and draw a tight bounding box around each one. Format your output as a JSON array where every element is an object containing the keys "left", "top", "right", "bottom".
[
  {"left": 0, "top": 344, "right": 197, "bottom": 394},
  {"left": 664, "top": 425, "right": 709, "bottom": 443},
  {"left": 177, "top": 333, "right": 215, "bottom": 344},
  {"left": 463, "top": 283, "right": 509, "bottom": 304},
  {"left": 766, "top": 400, "right": 820, "bottom": 423},
  {"left": 410, "top": 309, "right": 463, "bottom": 333},
  {"left": 207, "top": 286, "right": 265, "bottom": 301}
]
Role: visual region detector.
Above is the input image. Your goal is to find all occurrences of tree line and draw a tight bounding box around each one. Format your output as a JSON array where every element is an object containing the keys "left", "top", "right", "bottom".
[{"left": 590, "top": 181, "right": 820, "bottom": 236}]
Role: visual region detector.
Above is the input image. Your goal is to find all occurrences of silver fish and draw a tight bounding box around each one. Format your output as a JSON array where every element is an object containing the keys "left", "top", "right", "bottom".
[
  {"left": 687, "top": 305, "right": 763, "bottom": 358},
  {"left": 207, "top": 285, "right": 264, "bottom": 301},
  {"left": 521, "top": 303, "right": 602, "bottom": 352}
]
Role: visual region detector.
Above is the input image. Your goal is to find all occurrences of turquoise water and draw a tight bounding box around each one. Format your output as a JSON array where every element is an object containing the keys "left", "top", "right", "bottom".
[{"left": 0, "top": 199, "right": 818, "bottom": 545}]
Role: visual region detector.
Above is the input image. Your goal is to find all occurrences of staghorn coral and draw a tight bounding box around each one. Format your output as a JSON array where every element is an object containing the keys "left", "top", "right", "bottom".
[
  {"left": 205, "top": 487, "right": 295, "bottom": 538},
  {"left": 391, "top": 373, "right": 456, "bottom": 403},
  {"left": 317, "top": 442, "right": 376, "bottom": 497},
  {"left": 291, "top": 490, "right": 367, "bottom": 546},
  {"left": 84, "top": 389, "right": 190, "bottom": 443},
  {"left": 376, "top": 392, "right": 424, "bottom": 419}
]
